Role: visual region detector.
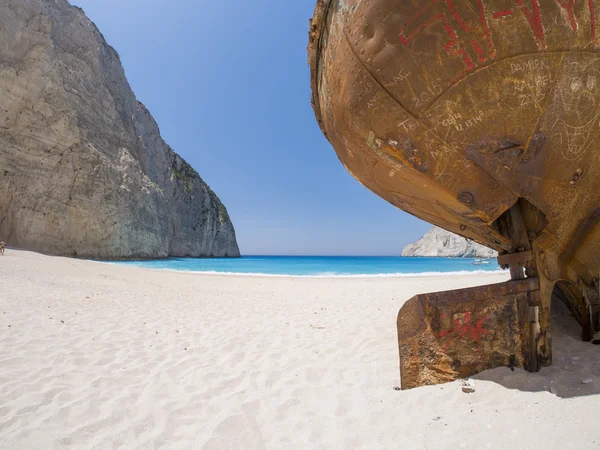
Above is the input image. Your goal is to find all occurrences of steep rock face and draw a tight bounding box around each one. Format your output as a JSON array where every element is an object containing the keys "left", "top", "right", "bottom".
[
  {"left": 0, "top": 0, "right": 239, "bottom": 259},
  {"left": 402, "top": 227, "right": 497, "bottom": 258}
]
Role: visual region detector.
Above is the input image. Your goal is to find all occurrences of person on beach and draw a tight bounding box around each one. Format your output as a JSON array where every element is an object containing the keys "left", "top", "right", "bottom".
[{"left": 0, "top": 240, "right": 5, "bottom": 256}]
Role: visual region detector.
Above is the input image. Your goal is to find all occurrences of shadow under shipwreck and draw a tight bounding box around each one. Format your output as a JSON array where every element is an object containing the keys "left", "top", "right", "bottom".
[{"left": 472, "top": 296, "right": 600, "bottom": 399}]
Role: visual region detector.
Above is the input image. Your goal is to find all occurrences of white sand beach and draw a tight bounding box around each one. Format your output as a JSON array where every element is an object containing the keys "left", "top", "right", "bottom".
[{"left": 1, "top": 250, "right": 599, "bottom": 449}]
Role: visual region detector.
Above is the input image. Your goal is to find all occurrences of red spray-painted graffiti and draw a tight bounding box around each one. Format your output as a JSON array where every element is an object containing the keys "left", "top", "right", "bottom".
[
  {"left": 493, "top": 9, "right": 514, "bottom": 19},
  {"left": 398, "top": 0, "right": 494, "bottom": 84},
  {"left": 514, "top": 0, "right": 545, "bottom": 48},
  {"left": 438, "top": 311, "right": 491, "bottom": 351},
  {"left": 556, "top": 0, "right": 598, "bottom": 42},
  {"left": 398, "top": 0, "right": 597, "bottom": 85}
]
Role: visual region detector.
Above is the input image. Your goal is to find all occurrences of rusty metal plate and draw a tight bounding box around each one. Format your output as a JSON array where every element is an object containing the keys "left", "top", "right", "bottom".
[{"left": 397, "top": 278, "right": 540, "bottom": 389}]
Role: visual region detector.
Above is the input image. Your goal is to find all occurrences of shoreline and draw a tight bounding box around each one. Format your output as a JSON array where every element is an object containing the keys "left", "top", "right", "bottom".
[
  {"left": 101, "top": 267, "right": 508, "bottom": 279},
  {"left": 5, "top": 249, "right": 506, "bottom": 279},
  {"left": 100, "top": 252, "right": 507, "bottom": 280},
  {"left": 2, "top": 249, "right": 510, "bottom": 283}
]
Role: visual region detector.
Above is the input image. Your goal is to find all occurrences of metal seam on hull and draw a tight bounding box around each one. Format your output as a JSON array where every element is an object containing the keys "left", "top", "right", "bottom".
[
  {"left": 467, "top": 152, "right": 600, "bottom": 193},
  {"left": 342, "top": 31, "right": 420, "bottom": 122},
  {"left": 342, "top": 30, "right": 512, "bottom": 220},
  {"left": 421, "top": 51, "right": 597, "bottom": 123},
  {"left": 341, "top": 31, "right": 461, "bottom": 156},
  {"left": 442, "top": 49, "right": 600, "bottom": 90},
  {"left": 523, "top": 52, "right": 566, "bottom": 160}
]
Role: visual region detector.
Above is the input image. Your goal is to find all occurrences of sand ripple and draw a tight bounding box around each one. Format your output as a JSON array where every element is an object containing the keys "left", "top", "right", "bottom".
[{"left": 1, "top": 251, "right": 599, "bottom": 449}]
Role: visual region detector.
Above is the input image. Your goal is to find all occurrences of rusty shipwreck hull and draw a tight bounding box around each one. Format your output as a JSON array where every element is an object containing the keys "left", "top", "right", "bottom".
[{"left": 309, "top": 0, "right": 600, "bottom": 388}]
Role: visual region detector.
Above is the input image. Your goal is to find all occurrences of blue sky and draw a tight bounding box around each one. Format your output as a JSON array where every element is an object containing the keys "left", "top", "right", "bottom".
[{"left": 71, "top": 0, "right": 430, "bottom": 255}]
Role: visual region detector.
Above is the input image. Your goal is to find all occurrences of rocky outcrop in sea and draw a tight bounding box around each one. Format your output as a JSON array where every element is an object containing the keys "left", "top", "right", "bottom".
[
  {"left": 402, "top": 227, "right": 497, "bottom": 258},
  {"left": 0, "top": 0, "right": 239, "bottom": 259}
]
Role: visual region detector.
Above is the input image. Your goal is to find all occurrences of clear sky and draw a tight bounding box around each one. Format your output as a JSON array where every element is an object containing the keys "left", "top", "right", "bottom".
[{"left": 71, "top": 0, "right": 430, "bottom": 256}]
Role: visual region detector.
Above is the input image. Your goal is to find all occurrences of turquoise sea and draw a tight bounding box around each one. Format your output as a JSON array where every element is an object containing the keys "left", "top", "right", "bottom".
[{"left": 116, "top": 255, "right": 503, "bottom": 277}]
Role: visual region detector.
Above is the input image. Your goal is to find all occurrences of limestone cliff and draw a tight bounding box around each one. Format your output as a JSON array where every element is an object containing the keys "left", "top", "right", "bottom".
[
  {"left": 402, "top": 227, "right": 497, "bottom": 258},
  {"left": 0, "top": 0, "right": 239, "bottom": 259}
]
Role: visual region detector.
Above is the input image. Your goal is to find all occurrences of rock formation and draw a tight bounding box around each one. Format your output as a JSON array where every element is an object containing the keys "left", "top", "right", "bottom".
[
  {"left": 0, "top": 0, "right": 239, "bottom": 259},
  {"left": 402, "top": 227, "right": 497, "bottom": 258}
]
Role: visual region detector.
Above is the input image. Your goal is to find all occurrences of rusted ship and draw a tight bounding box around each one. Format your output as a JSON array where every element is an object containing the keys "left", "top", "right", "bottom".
[{"left": 309, "top": 0, "right": 599, "bottom": 388}]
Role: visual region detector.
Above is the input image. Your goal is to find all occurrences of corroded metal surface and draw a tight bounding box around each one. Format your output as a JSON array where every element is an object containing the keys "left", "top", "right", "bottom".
[
  {"left": 397, "top": 278, "right": 539, "bottom": 389},
  {"left": 309, "top": 0, "right": 600, "bottom": 383}
]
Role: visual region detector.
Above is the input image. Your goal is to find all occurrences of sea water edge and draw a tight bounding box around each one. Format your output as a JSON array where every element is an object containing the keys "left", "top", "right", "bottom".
[{"left": 110, "top": 255, "right": 505, "bottom": 278}]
